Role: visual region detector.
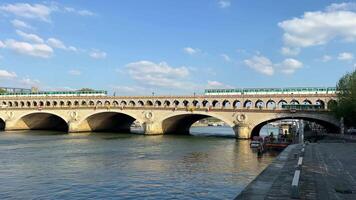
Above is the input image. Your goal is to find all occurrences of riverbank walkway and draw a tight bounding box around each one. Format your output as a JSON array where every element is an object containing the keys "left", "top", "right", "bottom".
[{"left": 236, "top": 136, "right": 356, "bottom": 199}]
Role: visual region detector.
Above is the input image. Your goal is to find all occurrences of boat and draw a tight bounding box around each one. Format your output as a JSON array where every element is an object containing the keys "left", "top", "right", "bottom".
[{"left": 250, "top": 140, "right": 262, "bottom": 148}]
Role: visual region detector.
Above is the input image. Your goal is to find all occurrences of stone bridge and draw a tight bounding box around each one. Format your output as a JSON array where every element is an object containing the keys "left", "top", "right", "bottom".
[{"left": 0, "top": 93, "right": 339, "bottom": 139}]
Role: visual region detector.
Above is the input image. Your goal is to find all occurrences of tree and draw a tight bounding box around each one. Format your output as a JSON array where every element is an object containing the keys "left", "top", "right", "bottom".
[
  {"left": 332, "top": 69, "right": 356, "bottom": 127},
  {"left": 0, "top": 88, "right": 7, "bottom": 94}
]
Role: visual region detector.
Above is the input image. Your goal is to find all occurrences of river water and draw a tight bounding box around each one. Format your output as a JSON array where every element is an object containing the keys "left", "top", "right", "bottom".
[{"left": 0, "top": 127, "right": 278, "bottom": 199}]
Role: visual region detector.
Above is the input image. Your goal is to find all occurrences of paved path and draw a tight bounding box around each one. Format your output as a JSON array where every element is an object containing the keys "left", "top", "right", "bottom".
[{"left": 235, "top": 141, "right": 356, "bottom": 199}]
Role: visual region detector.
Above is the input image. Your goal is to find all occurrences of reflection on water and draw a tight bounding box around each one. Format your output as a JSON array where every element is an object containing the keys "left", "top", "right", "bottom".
[{"left": 0, "top": 127, "right": 278, "bottom": 200}]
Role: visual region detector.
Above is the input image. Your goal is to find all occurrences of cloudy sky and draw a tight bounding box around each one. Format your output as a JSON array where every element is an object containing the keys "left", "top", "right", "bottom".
[{"left": 0, "top": 0, "right": 355, "bottom": 95}]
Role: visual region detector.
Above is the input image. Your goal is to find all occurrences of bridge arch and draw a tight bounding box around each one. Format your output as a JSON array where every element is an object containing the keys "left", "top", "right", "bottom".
[
  {"left": 250, "top": 113, "right": 339, "bottom": 138},
  {"left": 161, "top": 113, "right": 234, "bottom": 135},
  {"left": 78, "top": 111, "right": 141, "bottom": 133},
  {"left": 255, "top": 100, "right": 264, "bottom": 108},
  {"left": 12, "top": 112, "right": 69, "bottom": 132},
  {"left": 233, "top": 100, "right": 241, "bottom": 108},
  {"left": 129, "top": 100, "right": 136, "bottom": 107},
  {"left": 266, "top": 100, "right": 276, "bottom": 109},
  {"left": 302, "top": 99, "right": 312, "bottom": 105},
  {"left": 316, "top": 99, "right": 325, "bottom": 109},
  {"left": 277, "top": 100, "right": 287, "bottom": 108},
  {"left": 222, "top": 100, "right": 231, "bottom": 108},
  {"left": 244, "top": 100, "right": 253, "bottom": 108},
  {"left": 0, "top": 117, "right": 5, "bottom": 131}
]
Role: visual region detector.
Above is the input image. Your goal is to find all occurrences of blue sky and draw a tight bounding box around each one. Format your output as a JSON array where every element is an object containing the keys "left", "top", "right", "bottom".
[{"left": 0, "top": 0, "right": 355, "bottom": 95}]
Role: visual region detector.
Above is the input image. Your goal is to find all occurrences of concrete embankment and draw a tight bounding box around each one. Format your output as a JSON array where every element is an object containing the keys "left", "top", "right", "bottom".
[
  {"left": 235, "top": 144, "right": 300, "bottom": 200},
  {"left": 235, "top": 139, "right": 356, "bottom": 199}
]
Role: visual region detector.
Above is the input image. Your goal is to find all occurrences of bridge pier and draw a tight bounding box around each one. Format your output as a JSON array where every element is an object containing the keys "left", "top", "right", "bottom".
[
  {"left": 234, "top": 124, "right": 252, "bottom": 139},
  {"left": 143, "top": 121, "right": 164, "bottom": 135}
]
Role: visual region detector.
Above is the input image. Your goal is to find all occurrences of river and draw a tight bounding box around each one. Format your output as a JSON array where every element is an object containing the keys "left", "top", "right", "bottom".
[{"left": 0, "top": 127, "right": 278, "bottom": 199}]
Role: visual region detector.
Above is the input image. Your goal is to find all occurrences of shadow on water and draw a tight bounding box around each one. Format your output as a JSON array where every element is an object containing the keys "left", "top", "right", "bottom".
[{"left": 5, "top": 130, "right": 66, "bottom": 136}]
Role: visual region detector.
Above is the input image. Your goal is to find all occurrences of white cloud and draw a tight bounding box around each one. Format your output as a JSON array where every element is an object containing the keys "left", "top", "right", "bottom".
[
  {"left": 321, "top": 55, "right": 332, "bottom": 62},
  {"left": 89, "top": 50, "right": 107, "bottom": 59},
  {"left": 279, "top": 4, "right": 356, "bottom": 48},
  {"left": 46, "top": 38, "right": 77, "bottom": 52},
  {"left": 207, "top": 80, "right": 232, "bottom": 89},
  {"left": 221, "top": 54, "right": 231, "bottom": 62},
  {"left": 47, "top": 38, "right": 65, "bottom": 49},
  {"left": 16, "top": 30, "right": 44, "bottom": 43},
  {"left": 0, "top": 3, "right": 52, "bottom": 22},
  {"left": 244, "top": 56, "right": 274, "bottom": 76},
  {"left": 4, "top": 39, "right": 53, "bottom": 58},
  {"left": 68, "top": 70, "right": 81, "bottom": 76},
  {"left": 0, "top": 41, "right": 4, "bottom": 48},
  {"left": 19, "top": 77, "right": 40, "bottom": 87},
  {"left": 183, "top": 47, "right": 200, "bottom": 55},
  {"left": 78, "top": 10, "right": 95, "bottom": 16},
  {"left": 326, "top": 2, "right": 356, "bottom": 12},
  {"left": 218, "top": 0, "right": 231, "bottom": 8},
  {"left": 338, "top": 52, "right": 354, "bottom": 61},
  {"left": 0, "top": 70, "right": 17, "bottom": 79},
  {"left": 281, "top": 47, "right": 300, "bottom": 56},
  {"left": 244, "top": 55, "right": 303, "bottom": 75},
  {"left": 125, "top": 60, "right": 191, "bottom": 89},
  {"left": 64, "top": 7, "right": 95, "bottom": 16},
  {"left": 11, "top": 19, "right": 32, "bottom": 29},
  {"left": 111, "top": 85, "right": 147, "bottom": 95},
  {"left": 278, "top": 58, "right": 303, "bottom": 74}
]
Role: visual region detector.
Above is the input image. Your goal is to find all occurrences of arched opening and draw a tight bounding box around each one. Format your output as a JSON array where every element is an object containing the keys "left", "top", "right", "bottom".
[
  {"left": 26, "top": 101, "right": 31, "bottom": 107},
  {"left": 173, "top": 100, "right": 180, "bottom": 107},
  {"left": 192, "top": 100, "right": 199, "bottom": 107},
  {"left": 74, "top": 101, "right": 79, "bottom": 107},
  {"left": 120, "top": 101, "right": 127, "bottom": 107},
  {"left": 146, "top": 100, "right": 153, "bottom": 106},
  {"left": 53, "top": 101, "right": 58, "bottom": 107},
  {"left": 137, "top": 100, "right": 144, "bottom": 107},
  {"left": 20, "top": 101, "right": 25, "bottom": 107},
  {"left": 60, "top": 101, "right": 65, "bottom": 107},
  {"left": 81, "top": 101, "right": 87, "bottom": 106},
  {"left": 33, "top": 102, "right": 38, "bottom": 107},
  {"left": 327, "top": 99, "right": 337, "bottom": 110},
  {"left": 244, "top": 100, "right": 252, "bottom": 108},
  {"left": 250, "top": 117, "right": 339, "bottom": 139},
  {"left": 233, "top": 100, "right": 241, "bottom": 108},
  {"left": 129, "top": 101, "right": 135, "bottom": 107},
  {"left": 255, "top": 100, "right": 264, "bottom": 108},
  {"left": 222, "top": 100, "right": 231, "bottom": 108},
  {"left": 183, "top": 100, "right": 189, "bottom": 107},
  {"left": 162, "top": 114, "right": 234, "bottom": 136},
  {"left": 202, "top": 100, "right": 209, "bottom": 107},
  {"left": 316, "top": 99, "right": 325, "bottom": 109},
  {"left": 8, "top": 102, "right": 13, "bottom": 107},
  {"left": 266, "top": 100, "right": 276, "bottom": 109},
  {"left": 0, "top": 118, "right": 5, "bottom": 131},
  {"left": 212, "top": 100, "right": 220, "bottom": 108},
  {"left": 46, "top": 101, "right": 51, "bottom": 107},
  {"left": 155, "top": 100, "right": 162, "bottom": 107},
  {"left": 96, "top": 101, "right": 103, "bottom": 106},
  {"left": 15, "top": 113, "right": 68, "bottom": 132},
  {"left": 39, "top": 101, "right": 44, "bottom": 107},
  {"left": 67, "top": 101, "right": 72, "bottom": 107},
  {"left": 84, "top": 112, "right": 137, "bottom": 133},
  {"left": 302, "top": 99, "right": 312, "bottom": 105},
  {"left": 104, "top": 101, "right": 111, "bottom": 106},
  {"left": 89, "top": 101, "right": 95, "bottom": 106},
  {"left": 164, "top": 100, "right": 171, "bottom": 107},
  {"left": 14, "top": 101, "right": 19, "bottom": 107},
  {"left": 277, "top": 100, "right": 287, "bottom": 108},
  {"left": 290, "top": 99, "right": 299, "bottom": 105}
]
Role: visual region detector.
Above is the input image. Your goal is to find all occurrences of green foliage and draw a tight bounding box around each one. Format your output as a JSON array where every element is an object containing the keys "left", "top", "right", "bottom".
[
  {"left": 332, "top": 70, "right": 356, "bottom": 126},
  {"left": 0, "top": 88, "right": 7, "bottom": 94}
]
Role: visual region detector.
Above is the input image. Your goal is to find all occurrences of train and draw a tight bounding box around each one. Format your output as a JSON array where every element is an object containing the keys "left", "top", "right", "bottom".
[
  {"left": 0, "top": 90, "right": 108, "bottom": 97},
  {"left": 204, "top": 87, "right": 337, "bottom": 95}
]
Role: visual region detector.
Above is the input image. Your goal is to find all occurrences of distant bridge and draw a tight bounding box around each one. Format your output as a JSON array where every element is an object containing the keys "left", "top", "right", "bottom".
[{"left": 0, "top": 92, "right": 339, "bottom": 139}]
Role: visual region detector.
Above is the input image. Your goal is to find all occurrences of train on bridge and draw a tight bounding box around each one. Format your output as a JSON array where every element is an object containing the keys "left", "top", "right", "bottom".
[{"left": 204, "top": 87, "right": 336, "bottom": 96}]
